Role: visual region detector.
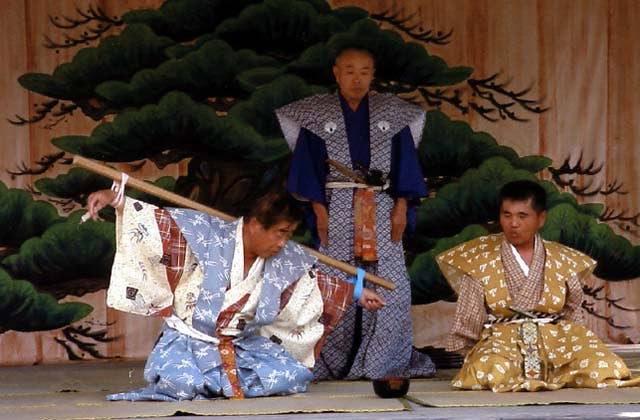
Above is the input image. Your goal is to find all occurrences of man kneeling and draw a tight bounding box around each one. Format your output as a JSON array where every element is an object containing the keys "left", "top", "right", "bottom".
[
  {"left": 86, "top": 188, "right": 385, "bottom": 401},
  {"left": 437, "top": 180, "right": 640, "bottom": 392}
]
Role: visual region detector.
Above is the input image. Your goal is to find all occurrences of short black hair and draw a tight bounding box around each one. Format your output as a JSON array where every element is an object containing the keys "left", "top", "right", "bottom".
[
  {"left": 498, "top": 180, "right": 547, "bottom": 214},
  {"left": 244, "top": 190, "right": 304, "bottom": 229}
]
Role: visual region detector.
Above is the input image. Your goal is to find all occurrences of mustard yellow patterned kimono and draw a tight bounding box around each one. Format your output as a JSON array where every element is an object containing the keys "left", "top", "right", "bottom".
[{"left": 437, "top": 234, "right": 640, "bottom": 392}]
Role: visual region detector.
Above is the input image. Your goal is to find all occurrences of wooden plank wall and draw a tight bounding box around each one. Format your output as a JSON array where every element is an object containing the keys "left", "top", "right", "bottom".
[{"left": 0, "top": 0, "right": 638, "bottom": 364}]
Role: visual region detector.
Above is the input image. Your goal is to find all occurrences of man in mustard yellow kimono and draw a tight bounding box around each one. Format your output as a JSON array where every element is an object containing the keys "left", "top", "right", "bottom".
[{"left": 437, "top": 180, "right": 639, "bottom": 392}]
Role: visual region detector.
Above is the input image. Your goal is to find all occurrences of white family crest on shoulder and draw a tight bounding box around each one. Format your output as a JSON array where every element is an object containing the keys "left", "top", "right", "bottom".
[
  {"left": 377, "top": 120, "right": 390, "bottom": 132},
  {"left": 324, "top": 121, "right": 337, "bottom": 133}
]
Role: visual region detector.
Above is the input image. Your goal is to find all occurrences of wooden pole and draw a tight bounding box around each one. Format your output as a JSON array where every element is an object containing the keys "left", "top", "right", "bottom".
[{"left": 74, "top": 156, "right": 396, "bottom": 291}]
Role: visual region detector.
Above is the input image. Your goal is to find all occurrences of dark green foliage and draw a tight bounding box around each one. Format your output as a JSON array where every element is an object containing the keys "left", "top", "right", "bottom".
[
  {"left": 96, "top": 39, "right": 280, "bottom": 107},
  {"left": 330, "top": 7, "right": 370, "bottom": 27},
  {"left": 37, "top": 170, "right": 177, "bottom": 223},
  {"left": 0, "top": 268, "right": 92, "bottom": 332},
  {"left": 215, "top": 0, "right": 350, "bottom": 58},
  {"left": 123, "top": 0, "right": 262, "bottom": 42},
  {"left": 2, "top": 211, "right": 115, "bottom": 295},
  {"left": 236, "top": 67, "right": 287, "bottom": 92},
  {"left": 542, "top": 204, "right": 640, "bottom": 280},
  {"left": 288, "top": 20, "right": 472, "bottom": 87},
  {"left": 285, "top": 42, "right": 335, "bottom": 85},
  {"left": 410, "top": 225, "right": 489, "bottom": 304},
  {"left": 419, "top": 110, "right": 551, "bottom": 178},
  {"left": 52, "top": 91, "right": 288, "bottom": 162},
  {"left": 229, "top": 74, "right": 327, "bottom": 136},
  {"left": 18, "top": 25, "right": 174, "bottom": 101},
  {"left": 0, "top": 183, "right": 100, "bottom": 331},
  {"left": 35, "top": 167, "right": 113, "bottom": 199},
  {"left": 543, "top": 182, "right": 604, "bottom": 219},
  {"left": 54, "top": 75, "right": 328, "bottom": 165},
  {"left": 0, "top": 183, "right": 64, "bottom": 248},
  {"left": 130, "top": 176, "right": 179, "bottom": 206}
]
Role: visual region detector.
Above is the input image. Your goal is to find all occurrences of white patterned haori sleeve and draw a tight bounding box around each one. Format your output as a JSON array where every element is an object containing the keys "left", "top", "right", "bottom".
[
  {"left": 258, "top": 271, "right": 325, "bottom": 368},
  {"left": 108, "top": 198, "right": 175, "bottom": 316}
]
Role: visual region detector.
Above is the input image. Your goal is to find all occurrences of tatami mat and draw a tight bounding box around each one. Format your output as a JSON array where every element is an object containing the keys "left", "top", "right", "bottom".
[
  {"left": 406, "top": 379, "right": 640, "bottom": 407},
  {"left": 1, "top": 346, "right": 639, "bottom": 419},
  {"left": 0, "top": 361, "right": 408, "bottom": 420}
]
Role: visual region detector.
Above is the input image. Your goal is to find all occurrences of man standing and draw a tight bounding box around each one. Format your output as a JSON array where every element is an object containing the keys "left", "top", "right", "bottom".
[
  {"left": 276, "top": 47, "right": 435, "bottom": 380},
  {"left": 86, "top": 188, "right": 385, "bottom": 401},
  {"left": 437, "top": 180, "right": 640, "bottom": 391}
]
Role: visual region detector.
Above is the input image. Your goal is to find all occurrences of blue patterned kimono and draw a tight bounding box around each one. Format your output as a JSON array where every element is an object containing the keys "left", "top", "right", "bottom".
[
  {"left": 106, "top": 199, "right": 352, "bottom": 401},
  {"left": 277, "top": 93, "right": 435, "bottom": 380}
]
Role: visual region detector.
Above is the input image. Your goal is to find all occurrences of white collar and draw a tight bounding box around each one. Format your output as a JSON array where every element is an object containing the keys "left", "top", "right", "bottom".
[
  {"left": 508, "top": 236, "right": 536, "bottom": 277},
  {"left": 231, "top": 218, "right": 263, "bottom": 286}
]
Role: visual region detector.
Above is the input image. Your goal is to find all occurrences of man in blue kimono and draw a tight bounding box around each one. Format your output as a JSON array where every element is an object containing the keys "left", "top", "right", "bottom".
[
  {"left": 86, "top": 188, "right": 385, "bottom": 401},
  {"left": 276, "top": 47, "right": 435, "bottom": 380}
]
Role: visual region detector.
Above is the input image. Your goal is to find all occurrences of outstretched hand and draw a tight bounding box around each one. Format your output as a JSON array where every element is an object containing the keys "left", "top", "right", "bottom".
[
  {"left": 86, "top": 189, "right": 117, "bottom": 221},
  {"left": 358, "top": 288, "right": 386, "bottom": 311}
]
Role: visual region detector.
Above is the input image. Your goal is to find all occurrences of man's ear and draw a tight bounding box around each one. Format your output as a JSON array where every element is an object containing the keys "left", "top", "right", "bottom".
[
  {"left": 332, "top": 65, "right": 339, "bottom": 80},
  {"left": 245, "top": 216, "right": 260, "bottom": 232},
  {"left": 538, "top": 211, "right": 547, "bottom": 229}
]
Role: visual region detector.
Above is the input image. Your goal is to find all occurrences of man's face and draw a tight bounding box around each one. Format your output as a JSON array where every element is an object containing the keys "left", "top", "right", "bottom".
[
  {"left": 333, "top": 50, "right": 374, "bottom": 105},
  {"left": 499, "top": 198, "right": 546, "bottom": 249},
  {"left": 245, "top": 218, "right": 298, "bottom": 259}
]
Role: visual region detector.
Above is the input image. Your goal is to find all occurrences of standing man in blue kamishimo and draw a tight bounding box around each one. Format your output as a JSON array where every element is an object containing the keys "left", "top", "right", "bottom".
[
  {"left": 86, "top": 187, "right": 386, "bottom": 401},
  {"left": 276, "top": 47, "right": 435, "bottom": 380}
]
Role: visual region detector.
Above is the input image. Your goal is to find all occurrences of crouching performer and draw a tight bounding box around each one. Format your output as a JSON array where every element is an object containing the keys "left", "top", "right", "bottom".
[
  {"left": 86, "top": 187, "right": 385, "bottom": 401},
  {"left": 437, "top": 180, "right": 640, "bottom": 392}
]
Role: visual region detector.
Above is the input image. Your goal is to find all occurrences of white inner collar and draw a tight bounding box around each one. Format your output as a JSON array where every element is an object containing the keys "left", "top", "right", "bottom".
[{"left": 508, "top": 236, "right": 536, "bottom": 277}]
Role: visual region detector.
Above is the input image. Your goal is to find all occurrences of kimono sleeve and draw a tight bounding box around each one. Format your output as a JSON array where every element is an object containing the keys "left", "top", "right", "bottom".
[
  {"left": 389, "top": 125, "right": 428, "bottom": 200},
  {"left": 106, "top": 197, "right": 175, "bottom": 316},
  {"left": 259, "top": 269, "right": 354, "bottom": 368},
  {"left": 286, "top": 128, "right": 329, "bottom": 205}
]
